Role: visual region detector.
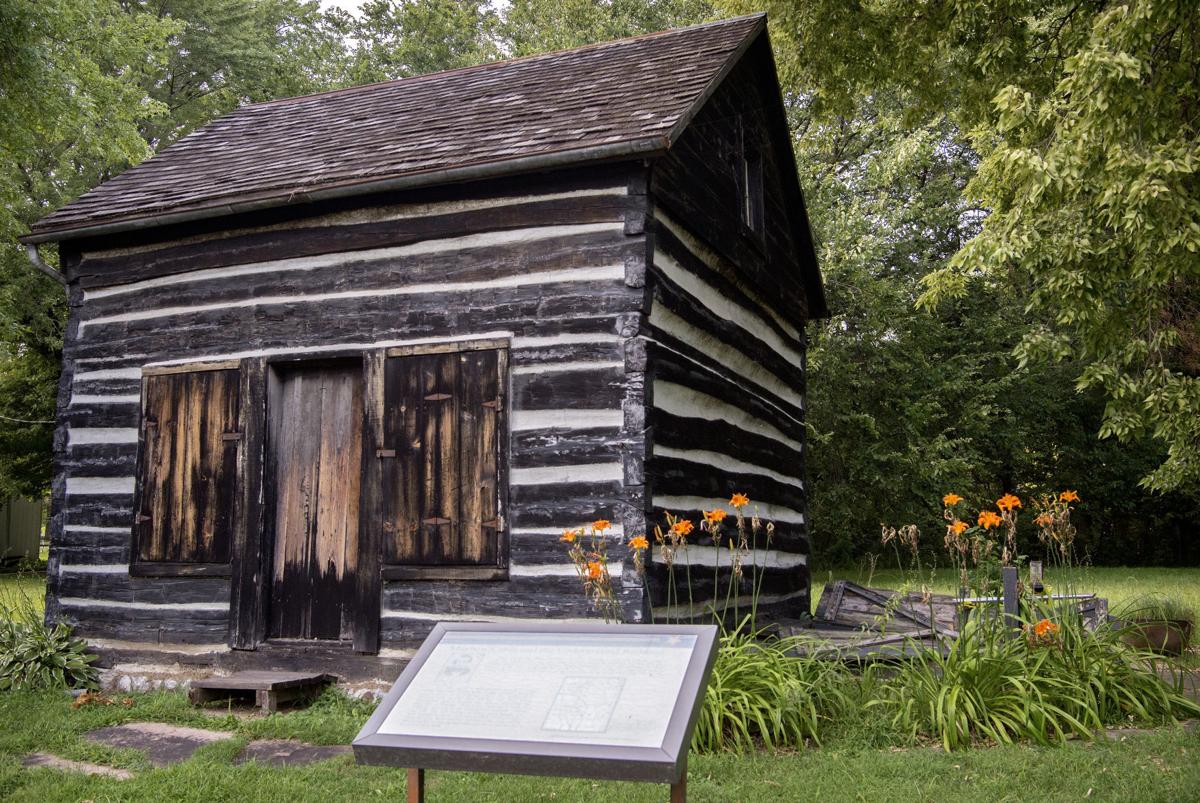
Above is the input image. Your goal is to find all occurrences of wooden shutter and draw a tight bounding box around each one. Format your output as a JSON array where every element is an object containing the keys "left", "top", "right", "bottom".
[
  {"left": 382, "top": 348, "right": 503, "bottom": 566},
  {"left": 134, "top": 368, "right": 240, "bottom": 564}
]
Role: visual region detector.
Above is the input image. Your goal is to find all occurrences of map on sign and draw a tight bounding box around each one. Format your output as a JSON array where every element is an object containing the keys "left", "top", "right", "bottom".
[{"left": 377, "top": 631, "right": 698, "bottom": 748}]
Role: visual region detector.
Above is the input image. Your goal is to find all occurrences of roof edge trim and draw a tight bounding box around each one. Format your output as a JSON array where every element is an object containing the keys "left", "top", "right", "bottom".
[
  {"left": 22, "top": 136, "right": 669, "bottom": 245},
  {"left": 664, "top": 14, "right": 766, "bottom": 146}
]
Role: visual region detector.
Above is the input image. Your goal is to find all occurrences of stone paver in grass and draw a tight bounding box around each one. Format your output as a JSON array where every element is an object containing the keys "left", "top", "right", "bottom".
[
  {"left": 23, "top": 752, "right": 133, "bottom": 780},
  {"left": 235, "top": 739, "right": 352, "bottom": 767},
  {"left": 84, "top": 722, "right": 235, "bottom": 767}
]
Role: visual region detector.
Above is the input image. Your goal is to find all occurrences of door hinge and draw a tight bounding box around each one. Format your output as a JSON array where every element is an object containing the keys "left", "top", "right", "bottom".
[
  {"left": 376, "top": 448, "right": 397, "bottom": 458},
  {"left": 424, "top": 393, "right": 452, "bottom": 401},
  {"left": 221, "top": 431, "right": 242, "bottom": 441},
  {"left": 422, "top": 517, "right": 451, "bottom": 526},
  {"left": 482, "top": 399, "right": 502, "bottom": 410}
]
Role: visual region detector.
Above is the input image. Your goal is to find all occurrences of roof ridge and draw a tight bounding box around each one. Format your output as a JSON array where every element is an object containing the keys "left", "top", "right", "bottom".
[{"left": 242, "top": 13, "right": 765, "bottom": 112}]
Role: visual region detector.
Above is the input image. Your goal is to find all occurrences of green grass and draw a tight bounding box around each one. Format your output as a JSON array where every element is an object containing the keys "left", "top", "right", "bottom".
[
  {"left": 814, "top": 565, "right": 1200, "bottom": 616},
  {"left": 0, "top": 689, "right": 1197, "bottom": 802},
  {"left": 0, "top": 571, "right": 45, "bottom": 617}
]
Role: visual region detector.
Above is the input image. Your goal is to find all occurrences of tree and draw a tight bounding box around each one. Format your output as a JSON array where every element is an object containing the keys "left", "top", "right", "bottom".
[
  {"left": 347, "top": 0, "right": 501, "bottom": 82},
  {"left": 728, "top": 0, "right": 1200, "bottom": 494},
  {"left": 501, "top": 0, "right": 713, "bottom": 55}
]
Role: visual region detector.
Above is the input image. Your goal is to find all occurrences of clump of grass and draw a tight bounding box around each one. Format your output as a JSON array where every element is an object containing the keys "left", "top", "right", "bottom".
[
  {"left": 1112, "top": 593, "right": 1196, "bottom": 625},
  {"left": 866, "top": 614, "right": 1200, "bottom": 751},
  {"left": 692, "top": 621, "right": 856, "bottom": 753}
]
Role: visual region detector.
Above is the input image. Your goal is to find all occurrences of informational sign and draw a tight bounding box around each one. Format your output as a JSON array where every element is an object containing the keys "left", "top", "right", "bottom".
[{"left": 353, "top": 622, "right": 718, "bottom": 786}]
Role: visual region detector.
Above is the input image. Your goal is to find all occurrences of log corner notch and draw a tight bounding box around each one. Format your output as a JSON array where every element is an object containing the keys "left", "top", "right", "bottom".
[{"left": 30, "top": 15, "right": 826, "bottom": 664}]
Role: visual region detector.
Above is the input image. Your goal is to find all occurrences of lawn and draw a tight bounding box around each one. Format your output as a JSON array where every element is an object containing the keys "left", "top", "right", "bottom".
[
  {"left": 814, "top": 565, "right": 1200, "bottom": 617},
  {"left": 0, "top": 689, "right": 1197, "bottom": 803},
  {"left": 0, "top": 570, "right": 45, "bottom": 617}
]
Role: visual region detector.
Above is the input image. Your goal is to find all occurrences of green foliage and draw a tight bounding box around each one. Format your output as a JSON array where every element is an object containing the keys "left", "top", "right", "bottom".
[
  {"left": 733, "top": 0, "right": 1200, "bottom": 493},
  {"left": 502, "top": 0, "right": 713, "bottom": 55},
  {"left": 693, "top": 626, "right": 855, "bottom": 752},
  {"left": 0, "top": 579, "right": 97, "bottom": 692},
  {"left": 869, "top": 615, "right": 1200, "bottom": 751},
  {"left": 1113, "top": 593, "right": 1196, "bottom": 625}
]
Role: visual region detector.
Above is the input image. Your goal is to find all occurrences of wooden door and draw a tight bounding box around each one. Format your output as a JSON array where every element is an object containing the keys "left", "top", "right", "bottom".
[
  {"left": 268, "top": 362, "right": 363, "bottom": 640},
  {"left": 382, "top": 349, "right": 503, "bottom": 566}
]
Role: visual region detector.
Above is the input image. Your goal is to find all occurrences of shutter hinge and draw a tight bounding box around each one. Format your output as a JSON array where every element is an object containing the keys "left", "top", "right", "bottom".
[
  {"left": 135, "top": 514, "right": 152, "bottom": 524},
  {"left": 424, "top": 393, "right": 452, "bottom": 401},
  {"left": 376, "top": 448, "right": 397, "bottom": 458},
  {"left": 482, "top": 399, "right": 502, "bottom": 410},
  {"left": 481, "top": 518, "right": 501, "bottom": 529},
  {"left": 221, "top": 431, "right": 242, "bottom": 441},
  {"left": 421, "top": 517, "right": 451, "bottom": 526}
]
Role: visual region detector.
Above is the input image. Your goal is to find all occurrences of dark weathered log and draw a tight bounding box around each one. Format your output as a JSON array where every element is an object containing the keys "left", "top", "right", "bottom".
[
  {"left": 81, "top": 228, "right": 638, "bottom": 318},
  {"left": 650, "top": 409, "right": 803, "bottom": 481},
  {"left": 382, "top": 576, "right": 604, "bottom": 619},
  {"left": 72, "top": 166, "right": 640, "bottom": 287},
  {"left": 645, "top": 455, "right": 805, "bottom": 513},
  {"left": 513, "top": 365, "right": 625, "bottom": 411},
  {"left": 57, "top": 573, "right": 230, "bottom": 604},
  {"left": 511, "top": 427, "right": 628, "bottom": 468}
]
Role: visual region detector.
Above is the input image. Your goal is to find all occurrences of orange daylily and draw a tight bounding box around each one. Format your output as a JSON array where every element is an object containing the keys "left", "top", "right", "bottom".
[
  {"left": 730, "top": 493, "right": 749, "bottom": 509},
  {"left": 628, "top": 536, "right": 649, "bottom": 550},
  {"left": 996, "top": 493, "right": 1022, "bottom": 512},
  {"left": 560, "top": 528, "right": 581, "bottom": 543},
  {"left": 704, "top": 508, "right": 728, "bottom": 525},
  {"left": 586, "top": 561, "right": 604, "bottom": 580},
  {"left": 1034, "top": 513, "right": 1054, "bottom": 528},
  {"left": 1059, "top": 490, "right": 1080, "bottom": 503},
  {"left": 670, "top": 519, "right": 695, "bottom": 537},
  {"left": 942, "top": 493, "right": 963, "bottom": 506},
  {"left": 978, "top": 511, "right": 1003, "bottom": 530},
  {"left": 1033, "top": 619, "right": 1059, "bottom": 638},
  {"left": 949, "top": 520, "right": 969, "bottom": 535},
  {"left": 592, "top": 519, "right": 611, "bottom": 532}
]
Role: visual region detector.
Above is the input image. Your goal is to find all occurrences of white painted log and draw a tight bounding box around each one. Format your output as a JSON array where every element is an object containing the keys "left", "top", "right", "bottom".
[
  {"left": 512, "top": 360, "right": 623, "bottom": 375},
  {"left": 652, "top": 494, "right": 805, "bottom": 525},
  {"left": 69, "top": 394, "right": 140, "bottom": 406},
  {"left": 58, "top": 564, "right": 129, "bottom": 575},
  {"left": 509, "top": 409, "right": 623, "bottom": 431},
  {"left": 652, "top": 380, "right": 804, "bottom": 453},
  {"left": 510, "top": 462, "right": 623, "bottom": 485},
  {"left": 66, "top": 477, "right": 135, "bottom": 495},
  {"left": 72, "top": 367, "right": 142, "bottom": 381},
  {"left": 68, "top": 427, "right": 139, "bottom": 446},
  {"left": 651, "top": 544, "right": 806, "bottom": 569},
  {"left": 652, "top": 444, "right": 803, "bottom": 488},
  {"left": 57, "top": 597, "right": 229, "bottom": 612}
]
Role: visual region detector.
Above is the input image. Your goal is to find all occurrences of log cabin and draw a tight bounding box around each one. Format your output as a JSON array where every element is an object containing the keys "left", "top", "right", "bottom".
[{"left": 23, "top": 14, "right": 827, "bottom": 677}]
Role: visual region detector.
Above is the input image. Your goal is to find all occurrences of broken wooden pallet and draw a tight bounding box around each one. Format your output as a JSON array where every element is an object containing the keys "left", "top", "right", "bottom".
[
  {"left": 188, "top": 671, "right": 337, "bottom": 713},
  {"left": 814, "top": 580, "right": 960, "bottom": 637}
]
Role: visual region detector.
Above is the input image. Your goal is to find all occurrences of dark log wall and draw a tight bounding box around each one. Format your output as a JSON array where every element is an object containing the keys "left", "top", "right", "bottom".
[
  {"left": 47, "top": 164, "right": 651, "bottom": 648},
  {"left": 645, "top": 40, "right": 816, "bottom": 620}
]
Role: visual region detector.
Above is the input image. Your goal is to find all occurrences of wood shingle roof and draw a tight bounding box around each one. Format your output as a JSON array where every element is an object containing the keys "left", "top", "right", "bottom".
[{"left": 27, "top": 15, "right": 765, "bottom": 242}]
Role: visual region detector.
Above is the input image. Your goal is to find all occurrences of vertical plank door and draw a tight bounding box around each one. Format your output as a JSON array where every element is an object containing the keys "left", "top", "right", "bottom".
[
  {"left": 134, "top": 369, "right": 240, "bottom": 564},
  {"left": 382, "top": 349, "right": 501, "bottom": 566},
  {"left": 268, "top": 363, "right": 364, "bottom": 640}
]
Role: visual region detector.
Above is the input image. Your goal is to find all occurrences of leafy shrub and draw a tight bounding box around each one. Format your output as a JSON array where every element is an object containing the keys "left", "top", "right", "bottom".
[
  {"left": 692, "top": 624, "right": 855, "bottom": 753},
  {"left": 868, "top": 615, "right": 1199, "bottom": 751},
  {"left": 0, "top": 574, "right": 98, "bottom": 691}
]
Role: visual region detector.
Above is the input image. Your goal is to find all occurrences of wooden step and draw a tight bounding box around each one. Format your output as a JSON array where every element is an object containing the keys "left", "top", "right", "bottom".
[{"left": 189, "top": 671, "right": 337, "bottom": 713}]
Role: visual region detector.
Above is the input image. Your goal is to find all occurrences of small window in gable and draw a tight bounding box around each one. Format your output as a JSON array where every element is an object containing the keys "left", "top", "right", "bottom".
[
  {"left": 740, "top": 143, "right": 765, "bottom": 236},
  {"left": 379, "top": 344, "right": 507, "bottom": 579},
  {"left": 131, "top": 367, "right": 240, "bottom": 575}
]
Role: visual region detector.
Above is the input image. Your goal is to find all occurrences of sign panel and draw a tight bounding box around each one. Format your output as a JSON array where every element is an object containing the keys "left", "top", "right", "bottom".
[{"left": 354, "top": 622, "right": 719, "bottom": 784}]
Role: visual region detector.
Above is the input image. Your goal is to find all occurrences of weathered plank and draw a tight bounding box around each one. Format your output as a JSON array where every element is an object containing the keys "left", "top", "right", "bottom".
[{"left": 132, "top": 368, "right": 240, "bottom": 565}]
